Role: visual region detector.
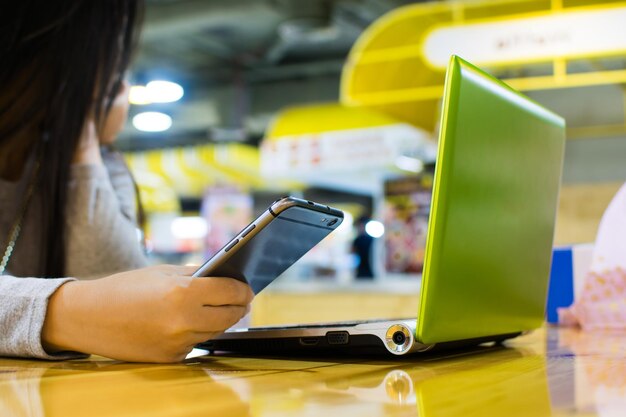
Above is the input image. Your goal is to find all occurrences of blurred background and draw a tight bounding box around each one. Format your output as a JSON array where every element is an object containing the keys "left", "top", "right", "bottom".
[{"left": 119, "top": 0, "right": 626, "bottom": 325}]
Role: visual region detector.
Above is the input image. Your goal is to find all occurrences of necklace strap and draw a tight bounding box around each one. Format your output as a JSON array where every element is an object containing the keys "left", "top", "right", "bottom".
[{"left": 0, "top": 159, "right": 40, "bottom": 275}]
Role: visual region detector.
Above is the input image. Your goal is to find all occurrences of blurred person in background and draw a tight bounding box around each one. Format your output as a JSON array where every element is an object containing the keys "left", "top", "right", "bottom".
[
  {"left": 0, "top": 0, "right": 253, "bottom": 363},
  {"left": 352, "top": 216, "right": 375, "bottom": 279}
]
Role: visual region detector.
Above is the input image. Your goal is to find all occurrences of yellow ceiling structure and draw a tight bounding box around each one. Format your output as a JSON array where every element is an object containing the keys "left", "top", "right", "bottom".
[
  {"left": 265, "top": 102, "right": 409, "bottom": 139},
  {"left": 129, "top": 0, "right": 626, "bottom": 212},
  {"left": 125, "top": 143, "right": 291, "bottom": 212},
  {"left": 341, "top": 0, "right": 626, "bottom": 133}
]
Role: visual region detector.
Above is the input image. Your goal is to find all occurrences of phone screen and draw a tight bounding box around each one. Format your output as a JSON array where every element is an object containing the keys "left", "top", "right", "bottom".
[{"left": 205, "top": 206, "right": 340, "bottom": 293}]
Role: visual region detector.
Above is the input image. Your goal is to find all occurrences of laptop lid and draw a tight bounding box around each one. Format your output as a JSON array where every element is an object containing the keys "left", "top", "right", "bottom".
[{"left": 416, "top": 56, "right": 566, "bottom": 344}]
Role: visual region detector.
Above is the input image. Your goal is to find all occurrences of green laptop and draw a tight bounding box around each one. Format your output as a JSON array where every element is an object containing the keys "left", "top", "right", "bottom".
[{"left": 198, "top": 56, "right": 566, "bottom": 356}]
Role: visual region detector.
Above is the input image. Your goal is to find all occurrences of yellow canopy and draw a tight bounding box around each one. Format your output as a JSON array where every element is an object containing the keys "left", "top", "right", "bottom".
[
  {"left": 341, "top": 0, "right": 626, "bottom": 132},
  {"left": 125, "top": 143, "right": 298, "bottom": 212}
]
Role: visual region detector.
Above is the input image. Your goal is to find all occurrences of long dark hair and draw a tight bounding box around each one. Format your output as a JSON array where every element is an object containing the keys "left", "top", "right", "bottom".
[{"left": 0, "top": 1, "right": 144, "bottom": 277}]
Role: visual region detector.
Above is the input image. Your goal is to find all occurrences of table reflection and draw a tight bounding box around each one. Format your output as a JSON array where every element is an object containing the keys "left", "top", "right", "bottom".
[
  {"left": 0, "top": 328, "right": 624, "bottom": 417},
  {"left": 0, "top": 360, "right": 251, "bottom": 417},
  {"left": 553, "top": 328, "right": 626, "bottom": 417},
  {"left": 203, "top": 346, "right": 550, "bottom": 417}
]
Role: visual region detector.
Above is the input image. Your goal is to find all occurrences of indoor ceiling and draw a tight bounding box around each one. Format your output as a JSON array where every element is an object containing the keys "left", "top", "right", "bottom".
[
  {"left": 119, "top": 0, "right": 626, "bottom": 188},
  {"left": 119, "top": 0, "right": 425, "bottom": 151}
]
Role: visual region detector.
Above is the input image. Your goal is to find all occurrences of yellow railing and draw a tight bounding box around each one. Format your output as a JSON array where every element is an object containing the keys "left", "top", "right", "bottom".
[{"left": 341, "top": 0, "right": 626, "bottom": 133}]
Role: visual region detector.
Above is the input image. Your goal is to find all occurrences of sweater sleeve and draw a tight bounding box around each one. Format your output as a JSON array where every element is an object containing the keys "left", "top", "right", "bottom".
[
  {"left": 0, "top": 276, "right": 87, "bottom": 360},
  {"left": 65, "top": 161, "right": 148, "bottom": 279}
]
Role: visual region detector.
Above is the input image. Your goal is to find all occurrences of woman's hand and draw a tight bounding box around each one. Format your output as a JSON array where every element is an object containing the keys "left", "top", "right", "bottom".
[
  {"left": 41, "top": 265, "right": 254, "bottom": 363},
  {"left": 98, "top": 80, "right": 130, "bottom": 145},
  {"left": 72, "top": 117, "right": 102, "bottom": 165},
  {"left": 72, "top": 80, "right": 131, "bottom": 165}
]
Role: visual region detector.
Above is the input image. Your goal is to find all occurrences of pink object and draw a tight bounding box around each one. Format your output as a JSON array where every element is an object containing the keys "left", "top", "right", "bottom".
[{"left": 558, "top": 184, "right": 626, "bottom": 330}]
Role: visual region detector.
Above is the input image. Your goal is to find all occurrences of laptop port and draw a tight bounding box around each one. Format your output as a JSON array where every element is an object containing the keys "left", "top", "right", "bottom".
[
  {"left": 326, "top": 331, "right": 349, "bottom": 345},
  {"left": 385, "top": 324, "right": 412, "bottom": 354},
  {"left": 392, "top": 331, "right": 406, "bottom": 345},
  {"left": 299, "top": 337, "right": 319, "bottom": 346}
]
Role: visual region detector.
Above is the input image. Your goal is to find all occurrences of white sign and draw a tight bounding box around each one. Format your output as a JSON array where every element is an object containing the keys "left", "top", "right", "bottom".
[
  {"left": 423, "top": 6, "right": 626, "bottom": 68},
  {"left": 260, "top": 124, "right": 432, "bottom": 177}
]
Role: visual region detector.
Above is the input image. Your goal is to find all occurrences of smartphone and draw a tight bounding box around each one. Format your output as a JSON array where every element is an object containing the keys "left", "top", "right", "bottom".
[{"left": 193, "top": 197, "right": 344, "bottom": 293}]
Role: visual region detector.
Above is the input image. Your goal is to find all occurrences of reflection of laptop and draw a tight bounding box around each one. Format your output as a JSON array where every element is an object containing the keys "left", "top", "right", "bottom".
[
  {"left": 207, "top": 348, "right": 552, "bottom": 414},
  {"left": 414, "top": 353, "right": 551, "bottom": 417},
  {"left": 198, "top": 56, "right": 565, "bottom": 356}
]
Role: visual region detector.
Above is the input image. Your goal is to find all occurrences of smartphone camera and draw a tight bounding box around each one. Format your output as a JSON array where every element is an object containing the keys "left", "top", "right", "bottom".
[{"left": 327, "top": 218, "right": 338, "bottom": 227}]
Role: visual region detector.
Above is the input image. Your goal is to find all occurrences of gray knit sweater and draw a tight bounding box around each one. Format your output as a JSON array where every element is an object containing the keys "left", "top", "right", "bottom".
[{"left": 0, "top": 150, "right": 148, "bottom": 359}]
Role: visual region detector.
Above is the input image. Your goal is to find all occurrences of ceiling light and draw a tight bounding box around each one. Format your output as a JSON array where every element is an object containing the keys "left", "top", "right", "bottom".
[
  {"left": 171, "top": 217, "right": 209, "bottom": 240},
  {"left": 132, "top": 112, "right": 172, "bottom": 132},
  {"left": 365, "top": 220, "right": 385, "bottom": 238},
  {"left": 128, "top": 85, "right": 151, "bottom": 105},
  {"left": 146, "top": 80, "right": 184, "bottom": 103},
  {"left": 395, "top": 155, "right": 424, "bottom": 173}
]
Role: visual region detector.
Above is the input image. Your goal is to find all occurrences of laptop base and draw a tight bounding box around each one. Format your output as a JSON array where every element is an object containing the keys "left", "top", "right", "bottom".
[{"left": 197, "top": 319, "right": 523, "bottom": 357}]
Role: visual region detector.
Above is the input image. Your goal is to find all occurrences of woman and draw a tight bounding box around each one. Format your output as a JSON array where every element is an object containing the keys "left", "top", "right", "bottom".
[
  {"left": 0, "top": 1, "right": 253, "bottom": 362},
  {"left": 1, "top": 1, "right": 146, "bottom": 278}
]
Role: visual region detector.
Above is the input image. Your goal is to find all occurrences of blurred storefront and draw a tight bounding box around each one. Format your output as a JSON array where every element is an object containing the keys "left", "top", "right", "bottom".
[{"left": 122, "top": 0, "right": 626, "bottom": 325}]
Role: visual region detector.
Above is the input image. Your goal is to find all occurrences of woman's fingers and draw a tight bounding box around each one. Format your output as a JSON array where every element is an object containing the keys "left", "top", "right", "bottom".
[
  {"left": 189, "top": 305, "right": 249, "bottom": 333},
  {"left": 156, "top": 264, "right": 199, "bottom": 276},
  {"left": 189, "top": 277, "right": 254, "bottom": 307}
]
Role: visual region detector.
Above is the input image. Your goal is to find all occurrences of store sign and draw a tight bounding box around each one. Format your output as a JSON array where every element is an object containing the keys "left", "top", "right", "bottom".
[
  {"left": 423, "top": 6, "right": 626, "bottom": 68},
  {"left": 260, "top": 124, "right": 431, "bottom": 177}
]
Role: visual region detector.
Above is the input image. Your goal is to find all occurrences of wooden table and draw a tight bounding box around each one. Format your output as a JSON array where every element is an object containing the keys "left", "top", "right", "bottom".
[{"left": 0, "top": 326, "right": 623, "bottom": 416}]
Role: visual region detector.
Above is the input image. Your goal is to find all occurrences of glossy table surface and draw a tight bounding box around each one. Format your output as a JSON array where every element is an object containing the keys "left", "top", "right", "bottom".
[{"left": 0, "top": 326, "right": 623, "bottom": 417}]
